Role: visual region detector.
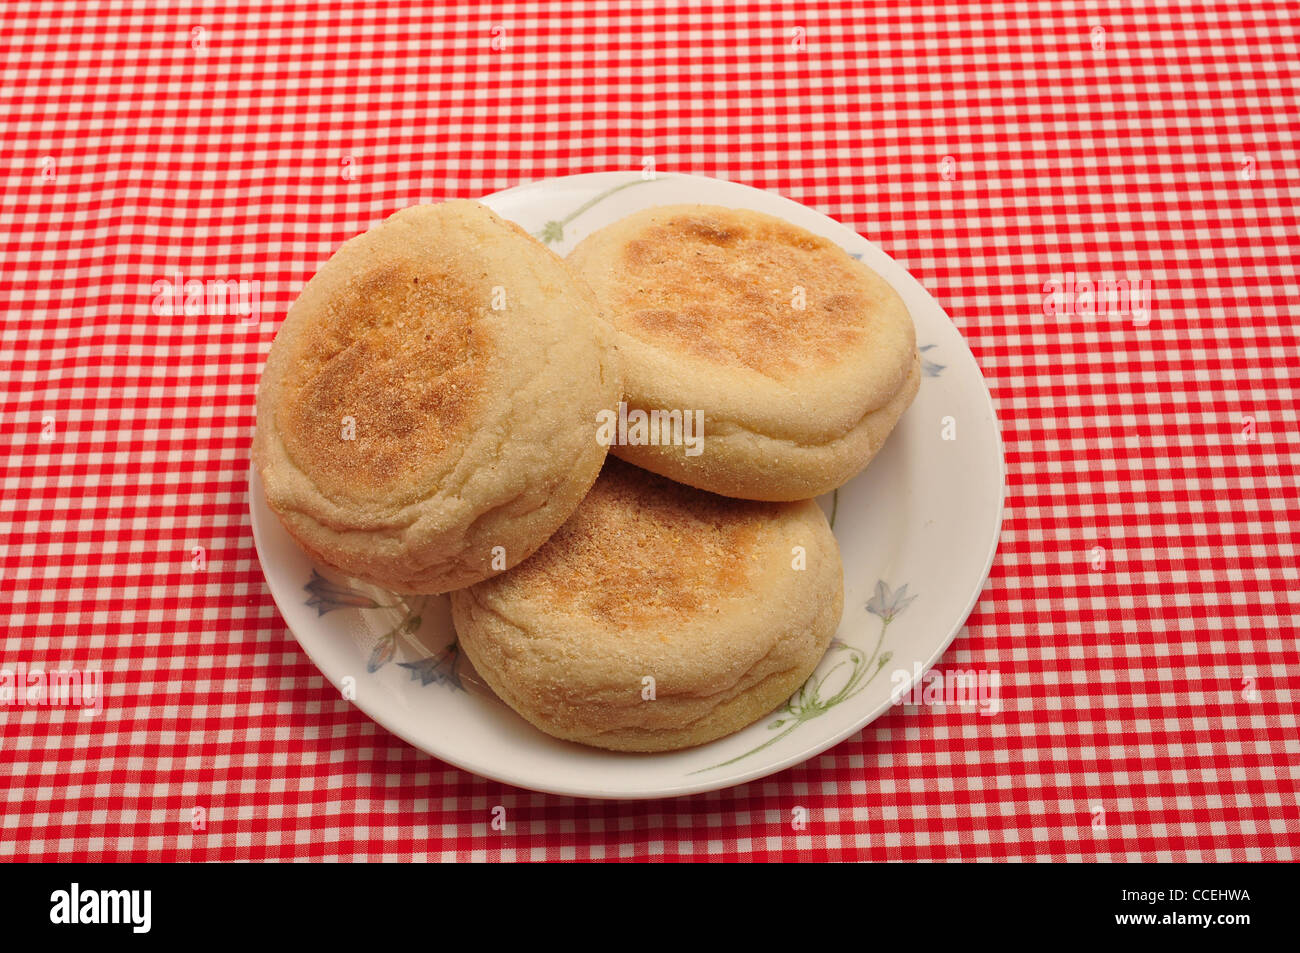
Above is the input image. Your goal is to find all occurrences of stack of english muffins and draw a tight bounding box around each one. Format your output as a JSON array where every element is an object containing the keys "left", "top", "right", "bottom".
[{"left": 255, "top": 198, "right": 919, "bottom": 752}]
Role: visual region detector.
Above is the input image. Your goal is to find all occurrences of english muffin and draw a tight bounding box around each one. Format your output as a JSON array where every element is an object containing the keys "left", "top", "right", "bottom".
[
  {"left": 568, "top": 204, "right": 919, "bottom": 501},
  {"left": 450, "top": 458, "right": 844, "bottom": 752},
  {"left": 253, "top": 200, "right": 621, "bottom": 594}
]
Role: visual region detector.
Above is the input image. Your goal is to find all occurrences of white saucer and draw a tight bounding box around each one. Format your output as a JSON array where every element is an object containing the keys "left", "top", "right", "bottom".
[{"left": 249, "top": 172, "right": 1005, "bottom": 799}]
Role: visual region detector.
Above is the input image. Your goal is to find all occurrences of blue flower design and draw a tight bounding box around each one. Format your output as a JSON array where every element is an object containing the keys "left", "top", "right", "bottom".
[
  {"left": 302, "top": 574, "right": 458, "bottom": 691},
  {"left": 919, "top": 344, "right": 945, "bottom": 377},
  {"left": 866, "top": 580, "right": 917, "bottom": 623},
  {"left": 397, "top": 645, "right": 462, "bottom": 691},
  {"left": 303, "top": 570, "right": 384, "bottom": 616}
]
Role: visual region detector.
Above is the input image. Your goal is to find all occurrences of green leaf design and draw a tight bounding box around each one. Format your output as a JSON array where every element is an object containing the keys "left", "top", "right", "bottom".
[
  {"left": 690, "top": 580, "right": 915, "bottom": 774},
  {"left": 531, "top": 177, "right": 657, "bottom": 244},
  {"left": 304, "top": 570, "right": 388, "bottom": 615}
]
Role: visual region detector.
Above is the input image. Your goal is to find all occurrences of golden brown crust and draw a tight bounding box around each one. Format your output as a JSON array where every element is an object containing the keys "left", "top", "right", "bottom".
[
  {"left": 616, "top": 213, "right": 874, "bottom": 380},
  {"left": 495, "top": 459, "right": 769, "bottom": 629},
  {"left": 450, "top": 458, "right": 845, "bottom": 752},
  {"left": 278, "top": 264, "right": 491, "bottom": 503}
]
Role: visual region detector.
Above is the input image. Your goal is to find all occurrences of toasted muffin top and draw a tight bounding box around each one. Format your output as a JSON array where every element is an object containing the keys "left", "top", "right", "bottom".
[
  {"left": 494, "top": 457, "right": 776, "bottom": 630},
  {"left": 612, "top": 208, "right": 879, "bottom": 379},
  {"left": 278, "top": 256, "right": 493, "bottom": 500},
  {"left": 568, "top": 204, "right": 918, "bottom": 445}
]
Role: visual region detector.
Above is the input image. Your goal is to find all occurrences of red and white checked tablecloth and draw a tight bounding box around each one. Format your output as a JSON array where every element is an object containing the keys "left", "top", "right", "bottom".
[{"left": 1, "top": 1, "right": 1296, "bottom": 862}]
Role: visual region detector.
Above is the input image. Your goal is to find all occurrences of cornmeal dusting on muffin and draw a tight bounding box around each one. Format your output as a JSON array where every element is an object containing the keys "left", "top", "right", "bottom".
[
  {"left": 283, "top": 265, "right": 489, "bottom": 492},
  {"left": 495, "top": 460, "right": 771, "bottom": 629},
  {"left": 616, "top": 214, "right": 870, "bottom": 379}
]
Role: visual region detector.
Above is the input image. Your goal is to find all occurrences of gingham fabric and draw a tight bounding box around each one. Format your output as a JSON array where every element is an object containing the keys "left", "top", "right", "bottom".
[{"left": 1, "top": 1, "right": 1296, "bottom": 862}]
